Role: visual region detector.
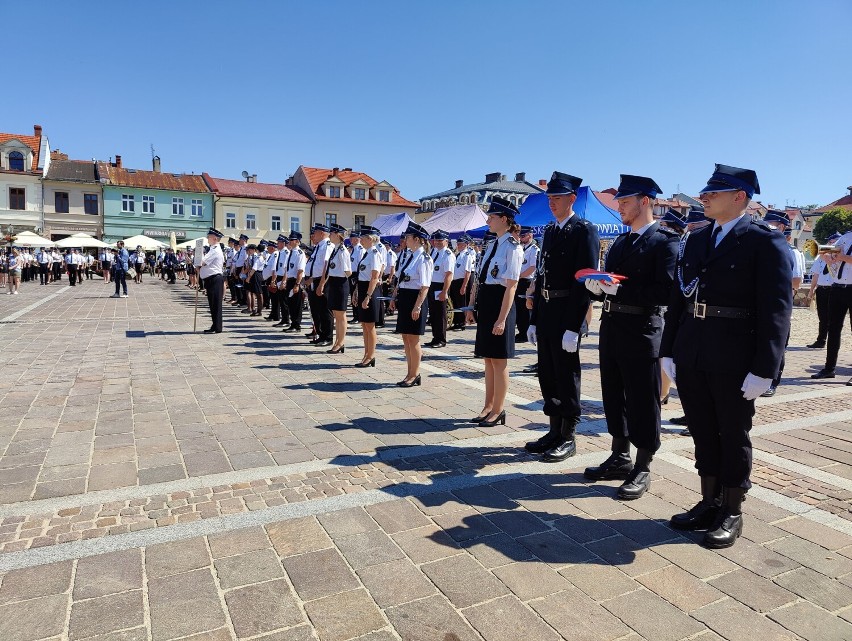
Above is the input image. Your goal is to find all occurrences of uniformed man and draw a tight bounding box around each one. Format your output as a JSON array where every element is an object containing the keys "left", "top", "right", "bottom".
[
  {"left": 201, "top": 228, "right": 225, "bottom": 334},
  {"left": 283, "top": 231, "right": 306, "bottom": 332},
  {"left": 305, "top": 224, "right": 334, "bottom": 344},
  {"left": 230, "top": 234, "right": 249, "bottom": 305},
  {"left": 583, "top": 175, "right": 678, "bottom": 499},
  {"left": 806, "top": 232, "right": 841, "bottom": 349},
  {"left": 661, "top": 164, "right": 791, "bottom": 548},
  {"left": 449, "top": 234, "right": 475, "bottom": 331},
  {"left": 65, "top": 250, "right": 77, "bottom": 286},
  {"left": 37, "top": 247, "right": 50, "bottom": 285},
  {"left": 812, "top": 229, "right": 852, "bottom": 385},
  {"left": 262, "top": 240, "right": 278, "bottom": 320},
  {"left": 349, "top": 234, "right": 365, "bottom": 322},
  {"left": 383, "top": 241, "right": 397, "bottom": 318},
  {"left": 225, "top": 237, "right": 236, "bottom": 301},
  {"left": 269, "top": 234, "right": 291, "bottom": 326},
  {"left": 425, "top": 229, "right": 455, "bottom": 348},
  {"left": 515, "top": 226, "right": 539, "bottom": 342},
  {"left": 526, "top": 172, "right": 600, "bottom": 461}
]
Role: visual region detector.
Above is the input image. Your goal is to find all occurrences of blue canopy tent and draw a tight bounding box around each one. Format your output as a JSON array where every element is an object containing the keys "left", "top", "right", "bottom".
[
  {"left": 469, "top": 188, "right": 629, "bottom": 239},
  {"left": 373, "top": 211, "right": 415, "bottom": 243}
]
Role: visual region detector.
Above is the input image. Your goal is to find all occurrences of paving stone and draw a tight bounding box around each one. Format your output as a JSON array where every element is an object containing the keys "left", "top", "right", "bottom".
[
  {"left": 765, "top": 536, "right": 852, "bottom": 578},
  {"left": 518, "top": 529, "right": 599, "bottom": 567},
  {"left": 365, "top": 499, "right": 431, "bottom": 534},
  {"left": 148, "top": 568, "right": 226, "bottom": 640},
  {"left": 462, "top": 532, "right": 537, "bottom": 568},
  {"left": 410, "top": 491, "right": 470, "bottom": 516},
  {"left": 0, "top": 560, "right": 73, "bottom": 605},
  {"left": 774, "top": 516, "right": 852, "bottom": 550},
  {"left": 74, "top": 549, "right": 143, "bottom": 599},
  {"left": 769, "top": 601, "right": 852, "bottom": 641},
  {"left": 637, "top": 564, "right": 724, "bottom": 612},
  {"left": 303, "top": 588, "right": 384, "bottom": 641},
  {"left": 214, "top": 548, "right": 285, "bottom": 589},
  {"left": 653, "top": 541, "right": 740, "bottom": 580},
  {"left": 318, "top": 507, "right": 380, "bottom": 538},
  {"left": 87, "top": 462, "right": 138, "bottom": 491},
  {"left": 208, "top": 525, "right": 271, "bottom": 558},
  {"left": 603, "top": 587, "right": 705, "bottom": 641},
  {"left": 0, "top": 593, "right": 69, "bottom": 641},
  {"left": 452, "top": 484, "right": 520, "bottom": 512},
  {"left": 421, "top": 554, "right": 509, "bottom": 608},
  {"left": 774, "top": 566, "right": 852, "bottom": 611},
  {"left": 145, "top": 536, "right": 211, "bottom": 578},
  {"left": 225, "top": 578, "right": 305, "bottom": 638},
  {"left": 552, "top": 514, "right": 619, "bottom": 544},
  {"left": 78, "top": 628, "right": 149, "bottom": 641},
  {"left": 559, "top": 562, "right": 641, "bottom": 601},
  {"left": 530, "top": 586, "right": 633, "bottom": 641},
  {"left": 465, "top": 594, "right": 562, "bottom": 641},
  {"left": 282, "top": 548, "right": 360, "bottom": 601},
  {"left": 267, "top": 516, "right": 333, "bottom": 557},
  {"left": 391, "top": 524, "right": 461, "bottom": 564},
  {"left": 432, "top": 510, "right": 502, "bottom": 543},
  {"left": 708, "top": 568, "right": 797, "bottom": 612},
  {"left": 717, "top": 540, "right": 801, "bottom": 579},
  {"left": 336, "top": 529, "right": 405, "bottom": 569},
  {"left": 251, "top": 626, "right": 318, "bottom": 641},
  {"left": 69, "top": 590, "right": 144, "bottom": 640},
  {"left": 492, "top": 561, "right": 572, "bottom": 601},
  {"left": 385, "top": 594, "right": 483, "bottom": 641},
  {"left": 357, "top": 558, "right": 436, "bottom": 607},
  {"left": 692, "top": 598, "right": 800, "bottom": 641}
]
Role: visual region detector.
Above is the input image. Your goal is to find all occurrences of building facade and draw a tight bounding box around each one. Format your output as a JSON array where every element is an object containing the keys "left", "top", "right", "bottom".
[
  {"left": 418, "top": 172, "right": 546, "bottom": 217},
  {"left": 42, "top": 158, "right": 103, "bottom": 240},
  {"left": 290, "top": 166, "right": 419, "bottom": 231},
  {"left": 203, "top": 174, "right": 312, "bottom": 242},
  {"left": 98, "top": 156, "right": 213, "bottom": 243},
  {"left": 0, "top": 125, "right": 50, "bottom": 237}
]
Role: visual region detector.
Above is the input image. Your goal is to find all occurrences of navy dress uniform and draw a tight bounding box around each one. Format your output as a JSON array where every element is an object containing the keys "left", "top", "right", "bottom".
[
  {"left": 661, "top": 164, "right": 792, "bottom": 548},
  {"left": 583, "top": 175, "right": 679, "bottom": 500},
  {"left": 514, "top": 226, "right": 539, "bottom": 342},
  {"left": 527, "top": 172, "right": 601, "bottom": 462},
  {"left": 426, "top": 230, "right": 455, "bottom": 348},
  {"left": 201, "top": 228, "right": 225, "bottom": 333},
  {"left": 355, "top": 226, "right": 384, "bottom": 324}
]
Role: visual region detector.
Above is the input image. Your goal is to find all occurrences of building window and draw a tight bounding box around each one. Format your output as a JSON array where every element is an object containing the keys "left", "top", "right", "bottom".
[
  {"left": 271, "top": 215, "right": 281, "bottom": 231},
  {"left": 122, "top": 194, "right": 135, "bottom": 212},
  {"left": 172, "top": 197, "right": 184, "bottom": 216},
  {"left": 378, "top": 190, "right": 390, "bottom": 202},
  {"left": 84, "top": 193, "right": 98, "bottom": 215},
  {"left": 54, "top": 192, "right": 69, "bottom": 213},
  {"left": 353, "top": 188, "right": 366, "bottom": 200},
  {"left": 353, "top": 215, "right": 366, "bottom": 229},
  {"left": 325, "top": 213, "right": 337, "bottom": 227},
  {"left": 290, "top": 217, "right": 300, "bottom": 233},
  {"left": 226, "top": 213, "right": 236, "bottom": 229},
  {"left": 470, "top": 193, "right": 478, "bottom": 204},
  {"left": 327, "top": 186, "right": 341, "bottom": 198},
  {"left": 191, "top": 199, "right": 203, "bottom": 217},
  {"left": 9, "top": 187, "right": 25, "bottom": 210},
  {"left": 142, "top": 195, "right": 155, "bottom": 214},
  {"left": 8, "top": 151, "right": 24, "bottom": 172},
  {"left": 246, "top": 213, "right": 256, "bottom": 230}
]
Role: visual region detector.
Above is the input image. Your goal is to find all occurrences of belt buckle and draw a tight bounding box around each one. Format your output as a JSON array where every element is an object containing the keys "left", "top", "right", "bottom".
[
  {"left": 603, "top": 298, "right": 611, "bottom": 313},
  {"left": 542, "top": 289, "right": 550, "bottom": 301},
  {"left": 693, "top": 302, "right": 707, "bottom": 319}
]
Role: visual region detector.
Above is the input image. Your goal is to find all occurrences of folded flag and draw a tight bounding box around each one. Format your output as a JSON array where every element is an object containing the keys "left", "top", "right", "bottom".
[{"left": 574, "top": 268, "right": 628, "bottom": 284}]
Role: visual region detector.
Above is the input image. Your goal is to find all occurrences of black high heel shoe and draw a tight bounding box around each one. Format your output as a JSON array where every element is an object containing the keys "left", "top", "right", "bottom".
[
  {"left": 398, "top": 374, "right": 421, "bottom": 388},
  {"left": 661, "top": 393, "right": 670, "bottom": 405},
  {"left": 327, "top": 346, "right": 345, "bottom": 354},
  {"left": 470, "top": 413, "right": 491, "bottom": 423},
  {"left": 355, "top": 358, "right": 375, "bottom": 368},
  {"left": 478, "top": 410, "right": 506, "bottom": 427}
]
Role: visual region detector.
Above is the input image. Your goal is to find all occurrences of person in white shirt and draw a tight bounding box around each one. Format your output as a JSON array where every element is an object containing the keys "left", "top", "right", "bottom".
[
  {"left": 449, "top": 234, "right": 475, "bottom": 331},
  {"left": 806, "top": 232, "right": 842, "bottom": 349},
  {"left": 353, "top": 226, "right": 384, "bottom": 367},
  {"left": 383, "top": 242, "right": 397, "bottom": 319},
  {"left": 305, "top": 224, "right": 334, "bottom": 344},
  {"left": 267, "top": 235, "right": 290, "bottom": 324},
  {"left": 230, "top": 234, "right": 249, "bottom": 306},
  {"left": 200, "top": 228, "right": 225, "bottom": 333},
  {"left": 813, "top": 230, "right": 852, "bottom": 385},
  {"left": 243, "top": 243, "right": 263, "bottom": 316},
  {"left": 426, "top": 230, "right": 455, "bottom": 348},
  {"left": 37, "top": 247, "right": 50, "bottom": 285},
  {"left": 318, "top": 224, "right": 352, "bottom": 353},
  {"left": 514, "top": 226, "right": 540, "bottom": 342},
  {"left": 349, "top": 235, "right": 365, "bottom": 322},
  {"left": 65, "top": 250, "right": 78, "bottom": 286},
  {"left": 283, "top": 231, "right": 307, "bottom": 332}
]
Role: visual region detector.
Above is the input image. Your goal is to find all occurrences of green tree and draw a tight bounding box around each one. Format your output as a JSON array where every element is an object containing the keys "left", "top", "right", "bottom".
[{"left": 813, "top": 207, "right": 852, "bottom": 243}]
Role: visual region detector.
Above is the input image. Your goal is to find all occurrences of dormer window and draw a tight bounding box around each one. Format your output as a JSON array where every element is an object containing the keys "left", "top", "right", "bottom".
[
  {"left": 353, "top": 188, "right": 366, "bottom": 200},
  {"left": 378, "top": 190, "right": 390, "bottom": 202},
  {"left": 327, "top": 186, "right": 341, "bottom": 198},
  {"left": 8, "top": 151, "right": 24, "bottom": 172}
]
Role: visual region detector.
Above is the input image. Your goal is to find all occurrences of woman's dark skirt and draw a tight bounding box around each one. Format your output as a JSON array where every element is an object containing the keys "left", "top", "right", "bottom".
[
  {"left": 326, "top": 276, "right": 350, "bottom": 312},
  {"left": 475, "top": 284, "right": 516, "bottom": 359},
  {"left": 396, "top": 288, "right": 427, "bottom": 335},
  {"left": 357, "top": 280, "right": 381, "bottom": 324},
  {"left": 252, "top": 272, "right": 265, "bottom": 294}
]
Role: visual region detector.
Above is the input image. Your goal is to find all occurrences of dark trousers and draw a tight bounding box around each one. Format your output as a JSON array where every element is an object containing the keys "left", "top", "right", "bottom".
[
  {"left": 53, "top": 263, "right": 61, "bottom": 280},
  {"left": 285, "top": 279, "right": 302, "bottom": 329},
  {"left": 114, "top": 270, "right": 127, "bottom": 295},
  {"left": 308, "top": 285, "right": 332, "bottom": 340},
  {"left": 428, "top": 283, "right": 447, "bottom": 343},
  {"left": 166, "top": 266, "right": 176, "bottom": 283},
  {"left": 39, "top": 264, "right": 48, "bottom": 284},
  {"left": 514, "top": 279, "right": 533, "bottom": 338},
  {"left": 205, "top": 274, "right": 224, "bottom": 332},
  {"left": 536, "top": 321, "right": 582, "bottom": 420},
  {"left": 68, "top": 267, "right": 77, "bottom": 286},
  {"left": 77, "top": 267, "right": 84, "bottom": 283},
  {"left": 676, "top": 366, "right": 754, "bottom": 489},
  {"left": 814, "top": 286, "right": 831, "bottom": 344},
  {"left": 449, "top": 278, "right": 467, "bottom": 328},
  {"left": 825, "top": 285, "right": 852, "bottom": 370},
  {"left": 599, "top": 350, "right": 661, "bottom": 451}
]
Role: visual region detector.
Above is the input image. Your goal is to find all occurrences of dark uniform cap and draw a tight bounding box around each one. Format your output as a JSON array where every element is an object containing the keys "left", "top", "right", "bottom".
[
  {"left": 228, "top": 237, "right": 238, "bottom": 244},
  {"left": 288, "top": 230, "right": 303, "bottom": 241},
  {"left": 614, "top": 175, "right": 663, "bottom": 199},
  {"left": 699, "top": 164, "right": 760, "bottom": 198},
  {"left": 239, "top": 233, "right": 249, "bottom": 241},
  {"left": 686, "top": 205, "right": 708, "bottom": 224},
  {"left": 246, "top": 243, "right": 257, "bottom": 250},
  {"left": 458, "top": 234, "right": 473, "bottom": 243},
  {"left": 661, "top": 209, "right": 687, "bottom": 230},
  {"left": 258, "top": 241, "right": 268, "bottom": 250},
  {"left": 207, "top": 227, "right": 224, "bottom": 239},
  {"left": 430, "top": 229, "right": 450, "bottom": 240},
  {"left": 311, "top": 223, "right": 330, "bottom": 233},
  {"left": 404, "top": 222, "right": 429, "bottom": 239},
  {"left": 764, "top": 210, "right": 790, "bottom": 227},
  {"left": 358, "top": 225, "right": 380, "bottom": 237},
  {"left": 546, "top": 171, "right": 582, "bottom": 195},
  {"left": 329, "top": 223, "right": 347, "bottom": 235},
  {"left": 486, "top": 197, "right": 519, "bottom": 220},
  {"left": 520, "top": 226, "right": 534, "bottom": 235}
]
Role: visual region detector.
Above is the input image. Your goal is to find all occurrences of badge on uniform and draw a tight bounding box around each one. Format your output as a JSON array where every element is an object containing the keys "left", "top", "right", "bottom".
[
  {"left": 434, "top": 265, "right": 440, "bottom": 271},
  {"left": 289, "top": 262, "right": 294, "bottom": 268},
  {"left": 522, "top": 259, "right": 528, "bottom": 264},
  {"left": 403, "top": 274, "right": 411, "bottom": 282},
  {"left": 359, "top": 265, "right": 366, "bottom": 271},
  {"left": 490, "top": 265, "right": 499, "bottom": 278},
  {"left": 329, "top": 262, "right": 335, "bottom": 269}
]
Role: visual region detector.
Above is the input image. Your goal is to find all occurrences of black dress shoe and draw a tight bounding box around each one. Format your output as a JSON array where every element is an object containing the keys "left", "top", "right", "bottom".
[
  {"left": 425, "top": 341, "right": 446, "bottom": 349},
  {"left": 584, "top": 452, "right": 634, "bottom": 481},
  {"left": 617, "top": 470, "right": 651, "bottom": 500},
  {"left": 669, "top": 415, "right": 688, "bottom": 426},
  {"left": 203, "top": 328, "right": 216, "bottom": 334},
  {"left": 354, "top": 358, "right": 375, "bottom": 368},
  {"left": 274, "top": 321, "right": 287, "bottom": 327},
  {"left": 702, "top": 488, "right": 745, "bottom": 549},
  {"left": 811, "top": 368, "right": 836, "bottom": 379},
  {"left": 317, "top": 340, "right": 333, "bottom": 347},
  {"left": 847, "top": 377, "right": 852, "bottom": 387},
  {"left": 807, "top": 341, "right": 826, "bottom": 349},
  {"left": 760, "top": 386, "right": 776, "bottom": 397},
  {"left": 670, "top": 476, "right": 721, "bottom": 530},
  {"left": 397, "top": 374, "right": 421, "bottom": 388},
  {"left": 524, "top": 421, "right": 561, "bottom": 454},
  {"left": 542, "top": 438, "right": 576, "bottom": 462}
]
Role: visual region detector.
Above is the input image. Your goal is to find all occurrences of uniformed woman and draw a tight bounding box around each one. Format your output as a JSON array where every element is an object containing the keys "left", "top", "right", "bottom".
[
  {"left": 353, "top": 226, "right": 384, "bottom": 367},
  {"left": 466, "top": 197, "right": 523, "bottom": 426},
  {"left": 390, "top": 222, "right": 432, "bottom": 387},
  {"left": 318, "top": 224, "right": 352, "bottom": 354}
]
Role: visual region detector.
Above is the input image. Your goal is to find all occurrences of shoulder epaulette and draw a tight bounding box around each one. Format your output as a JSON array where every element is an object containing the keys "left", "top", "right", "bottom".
[
  {"left": 508, "top": 237, "right": 519, "bottom": 245},
  {"left": 752, "top": 219, "right": 772, "bottom": 232}
]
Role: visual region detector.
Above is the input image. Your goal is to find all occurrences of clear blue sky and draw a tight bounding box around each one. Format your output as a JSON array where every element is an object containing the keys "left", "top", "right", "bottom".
[{"left": 4, "top": 0, "right": 850, "bottom": 208}]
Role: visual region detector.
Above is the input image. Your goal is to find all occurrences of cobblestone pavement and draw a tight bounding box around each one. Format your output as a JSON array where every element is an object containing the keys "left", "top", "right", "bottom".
[{"left": 0, "top": 276, "right": 850, "bottom": 641}]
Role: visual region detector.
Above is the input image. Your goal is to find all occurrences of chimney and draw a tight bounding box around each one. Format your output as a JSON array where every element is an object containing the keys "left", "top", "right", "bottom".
[
  {"left": 515, "top": 172, "right": 526, "bottom": 182},
  {"left": 115, "top": 155, "right": 122, "bottom": 169},
  {"left": 485, "top": 172, "right": 501, "bottom": 183},
  {"left": 34, "top": 125, "right": 42, "bottom": 137},
  {"left": 152, "top": 156, "right": 161, "bottom": 173},
  {"left": 249, "top": 174, "right": 257, "bottom": 183},
  {"left": 538, "top": 179, "right": 547, "bottom": 187},
  {"left": 847, "top": 185, "right": 852, "bottom": 196},
  {"left": 285, "top": 177, "right": 293, "bottom": 186},
  {"left": 455, "top": 179, "right": 464, "bottom": 189},
  {"left": 343, "top": 167, "right": 352, "bottom": 172},
  {"left": 332, "top": 167, "right": 339, "bottom": 177}
]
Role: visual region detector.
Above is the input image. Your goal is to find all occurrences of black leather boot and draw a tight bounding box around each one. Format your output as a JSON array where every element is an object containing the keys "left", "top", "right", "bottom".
[
  {"left": 525, "top": 415, "right": 562, "bottom": 454},
  {"left": 703, "top": 487, "right": 745, "bottom": 549},
  {"left": 542, "top": 417, "right": 578, "bottom": 462},
  {"left": 670, "top": 476, "right": 721, "bottom": 530},
  {"left": 617, "top": 448, "right": 653, "bottom": 500},
  {"left": 584, "top": 437, "right": 633, "bottom": 481}
]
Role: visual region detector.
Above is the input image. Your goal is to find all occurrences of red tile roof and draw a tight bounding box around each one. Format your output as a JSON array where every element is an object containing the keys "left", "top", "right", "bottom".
[
  {"left": 0, "top": 130, "right": 42, "bottom": 174},
  {"left": 98, "top": 162, "right": 210, "bottom": 193},
  {"left": 299, "top": 166, "right": 419, "bottom": 208},
  {"left": 815, "top": 192, "right": 852, "bottom": 213},
  {"left": 202, "top": 174, "right": 312, "bottom": 203}
]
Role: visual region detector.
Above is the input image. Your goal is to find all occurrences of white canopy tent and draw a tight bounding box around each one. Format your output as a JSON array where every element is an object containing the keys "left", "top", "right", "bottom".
[
  {"left": 55, "top": 233, "right": 111, "bottom": 249},
  {"left": 421, "top": 204, "right": 488, "bottom": 237},
  {"left": 11, "top": 231, "right": 54, "bottom": 247},
  {"left": 176, "top": 237, "right": 209, "bottom": 250},
  {"left": 121, "top": 235, "right": 167, "bottom": 251}
]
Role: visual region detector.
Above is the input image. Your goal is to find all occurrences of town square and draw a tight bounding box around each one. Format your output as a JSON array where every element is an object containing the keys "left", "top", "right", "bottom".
[{"left": 1, "top": 2, "right": 852, "bottom": 640}]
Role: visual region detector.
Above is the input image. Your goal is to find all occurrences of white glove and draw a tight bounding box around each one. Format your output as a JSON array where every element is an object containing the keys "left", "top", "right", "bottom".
[
  {"left": 660, "top": 357, "right": 676, "bottom": 384},
  {"left": 599, "top": 281, "right": 620, "bottom": 296},
  {"left": 562, "top": 330, "right": 579, "bottom": 353},
  {"left": 584, "top": 279, "right": 603, "bottom": 295},
  {"left": 527, "top": 325, "right": 537, "bottom": 346},
  {"left": 741, "top": 373, "right": 773, "bottom": 401}
]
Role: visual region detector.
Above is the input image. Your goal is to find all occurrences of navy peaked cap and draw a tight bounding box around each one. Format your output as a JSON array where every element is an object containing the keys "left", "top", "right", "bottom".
[
  {"left": 486, "top": 196, "right": 519, "bottom": 219},
  {"left": 615, "top": 175, "right": 663, "bottom": 199},
  {"left": 546, "top": 171, "right": 582, "bottom": 195},
  {"left": 699, "top": 163, "right": 760, "bottom": 198},
  {"left": 404, "top": 222, "right": 429, "bottom": 239},
  {"left": 207, "top": 227, "right": 224, "bottom": 239}
]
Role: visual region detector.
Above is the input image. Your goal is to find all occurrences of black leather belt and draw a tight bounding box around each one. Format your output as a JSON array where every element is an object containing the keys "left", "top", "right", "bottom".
[
  {"left": 603, "top": 299, "right": 658, "bottom": 316},
  {"left": 832, "top": 283, "right": 852, "bottom": 289},
  {"left": 687, "top": 302, "right": 752, "bottom": 320},
  {"left": 540, "top": 288, "right": 571, "bottom": 300}
]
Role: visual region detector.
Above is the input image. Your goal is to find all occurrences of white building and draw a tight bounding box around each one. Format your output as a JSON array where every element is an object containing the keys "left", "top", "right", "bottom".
[{"left": 0, "top": 125, "right": 50, "bottom": 237}]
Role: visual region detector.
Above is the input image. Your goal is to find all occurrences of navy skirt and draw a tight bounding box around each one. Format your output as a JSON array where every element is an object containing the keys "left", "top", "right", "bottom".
[
  {"left": 396, "top": 288, "right": 427, "bottom": 335},
  {"left": 326, "top": 276, "right": 350, "bottom": 311},
  {"left": 475, "top": 284, "right": 516, "bottom": 359},
  {"left": 357, "top": 280, "right": 381, "bottom": 324}
]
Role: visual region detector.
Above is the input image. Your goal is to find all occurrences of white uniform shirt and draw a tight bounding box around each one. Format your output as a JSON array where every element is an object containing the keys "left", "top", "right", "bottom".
[
  {"left": 273, "top": 247, "right": 290, "bottom": 278},
  {"left": 521, "top": 242, "right": 540, "bottom": 280},
  {"left": 452, "top": 248, "right": 475, "bottom": 280},
  {"left": 384, "top": 249, "right": 397, "bottom": 276},
  {"left": 306, "top": 239, "right": 333, "bottom": 278},
  {"left": 787, "top": 245, "right": 805, "bottom": 280},
  {"left": 233, "top": 245, "right": 247, "bottom": 268},
  {"left": 810, "top": 256, "right": 835, "bottom": 287},
  {"left": 430, "top": 246, "right": 455, "bottom": 284},
  {"left": 262, "top": 250, "right": 278, "bottom": 279},
  {"left": 199, "top": 243, "right": 224, "bottom": 278},
  {"left": 37, "top": 250, "right": 49, "bottom": 264},
  {"left": 398, "top": 247, "right": 432, "bottom": 289},
  {"left": 287, "top": 248, "right": 306, "bottom": 278},
  {"left": 65, "top": 253, "right": 74, "bottom": 266},
  {"left": 350, "top": 244, "right": 365, "bottom": 271},
  {"left": 246, "top": 252, "right": 262, "bottom": 273},
  {"left": 326, "top": 244, "right": 351, "bottom": 277},
  {"left": 831, "top": 231, "right": 852, "bottom": 285},
  {"left": 357, "top": 247, "right": 382, "bottom": 281},
  {"left": 225, "top": 246, "right": 234, "bottom": 269},
  {"left": 480, "top": 232, "right": 523, "bottom": 286}
]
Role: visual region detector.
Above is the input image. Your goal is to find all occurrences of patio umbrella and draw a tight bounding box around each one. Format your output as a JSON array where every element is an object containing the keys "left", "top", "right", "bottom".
[
  {"left": 12, "top": 231, "right": 53, "bottom": 247},
  {"left": 121, "top": 235, "right": 167, "bottom": 251},
  {"left": 55, "top": 233, "right": 111, "bottom": 249}
]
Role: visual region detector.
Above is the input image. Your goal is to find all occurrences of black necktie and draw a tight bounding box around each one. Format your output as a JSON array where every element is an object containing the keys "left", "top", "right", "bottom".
[
  {"left": 399, "top": 253, "right": 414, "bottom": 278},
  {"left": 629, "top": 233, "right": 639, "bottom": 244},
  {"left": 711, "top": 226, "right": 722, "bottom": 247},
  {"left": 479, "top": 240, "right": 499, "bottom": 282}
]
